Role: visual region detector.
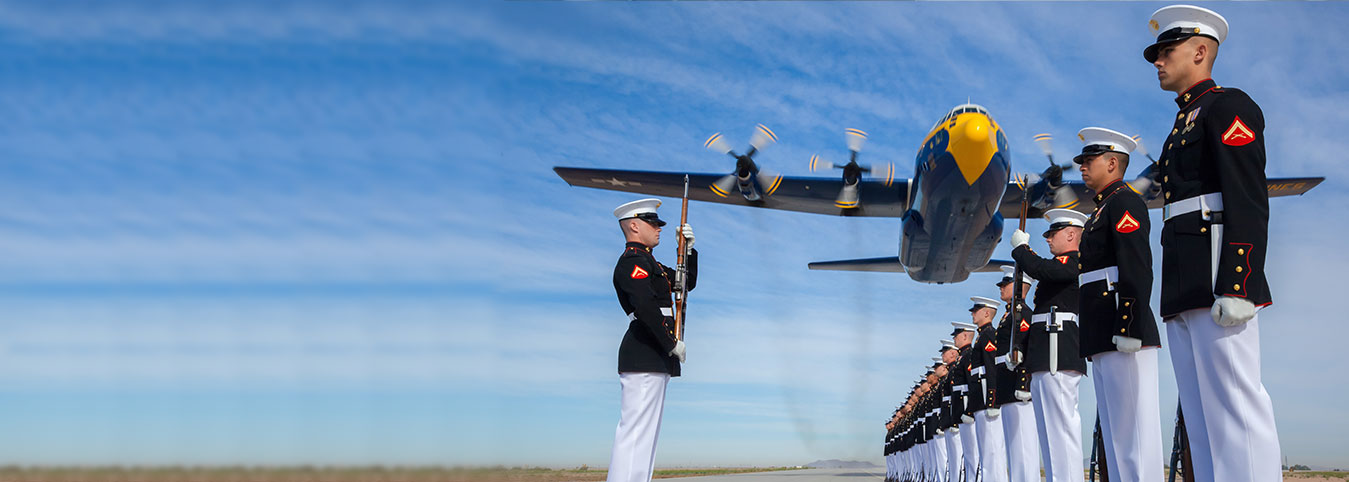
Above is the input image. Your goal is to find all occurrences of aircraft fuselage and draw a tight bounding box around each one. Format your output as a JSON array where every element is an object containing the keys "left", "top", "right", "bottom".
[{"left": 900, "top": 105, "right": 1011, "bottom": 283}]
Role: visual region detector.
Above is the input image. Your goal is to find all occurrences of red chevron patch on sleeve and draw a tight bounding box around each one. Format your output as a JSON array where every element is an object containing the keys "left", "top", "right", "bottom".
[
  {"left": 630, "top": 265, "right": 648, "bottom": 279},
  {"left": 1222, "top": 115, "right": 1256, "bottom": 146},
  {"left": 1019, "top": 320, "right": 1030, "bottom": 332},
  {"left": 1056, "top": 255, "right": 1069, "bottom": 264},
  {"left": 1115, "top": 212, "right": 1140, "bottom": 234},
  {"left": 984, "top": 341, "right": 996, "bottom": 352}
]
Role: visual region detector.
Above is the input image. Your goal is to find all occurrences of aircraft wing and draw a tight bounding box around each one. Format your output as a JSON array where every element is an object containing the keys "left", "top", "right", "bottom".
[
  {"left": 997, "top": 176, "right": 1326, "bottom": 219},
  {"left": 554, "top": 166, "right": 909, "bottom": 217},
  {"left": 807, "top": 257, "right": 1013, "bottom": 273}
]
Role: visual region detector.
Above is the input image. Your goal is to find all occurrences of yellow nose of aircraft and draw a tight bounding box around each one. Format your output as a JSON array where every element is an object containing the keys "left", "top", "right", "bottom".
[{"left": 947, "top": 114, "right": 998, "bottom": 186}]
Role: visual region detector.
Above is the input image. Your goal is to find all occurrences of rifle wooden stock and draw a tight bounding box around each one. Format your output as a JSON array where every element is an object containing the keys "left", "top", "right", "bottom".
[{"left": 674, "top": 175, "right": 690, "bottom": 341}]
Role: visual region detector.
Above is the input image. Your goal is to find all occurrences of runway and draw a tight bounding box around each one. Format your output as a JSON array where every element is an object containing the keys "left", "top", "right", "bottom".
[{"left": 678, "top": 468, "right": 884, "bottom": 482}]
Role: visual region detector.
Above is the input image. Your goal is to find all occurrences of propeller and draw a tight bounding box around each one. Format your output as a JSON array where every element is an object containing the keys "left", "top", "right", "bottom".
[
  {"left": 1027, "top": 133, "right": 1079, "bottom": 211},
  {"left": 1127, "top": 135, "right": 1163, "bottom": 200},
  {"left": 808, "top": 128, "right": 894, "bottom": 209},
  {"left": 704, "top": 124, "right": 783, "bottom": 200}
]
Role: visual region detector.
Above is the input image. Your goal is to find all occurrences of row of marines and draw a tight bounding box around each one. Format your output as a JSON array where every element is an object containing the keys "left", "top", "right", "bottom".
[{"left": 887, "top": 4, "right": 1281, "bottom": 482}]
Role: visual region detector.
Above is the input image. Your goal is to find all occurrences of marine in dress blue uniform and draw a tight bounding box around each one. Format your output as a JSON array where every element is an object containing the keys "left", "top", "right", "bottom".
[
  {"left": 968, "top": 296, "right": 1008, "bottom": 482},
  {"left": 993, "top": 267, "right": 1039, "bottom": 482},
  {"left": 606, "top": 199, "right": 697, "bottom": 482},
  {"left": 1009, "top": 209, "right": 1088, "bottom": 482},
  {"left": 1073, "top": 128, "right": 1163, "bottom": 482},
  {"left": 1146, "top": 6, "right": 1281, "bottom": 481}
]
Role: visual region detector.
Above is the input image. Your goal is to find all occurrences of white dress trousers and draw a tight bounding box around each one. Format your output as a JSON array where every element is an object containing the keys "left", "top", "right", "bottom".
[
  {"left": 945, "top": 429, "right": 963, "bottom": 482},
  {"left": 959, "top": 420, "right": 980, "bottom": 482},
  {"left": 1091, "top": 348, "right": 1163, "bottom": 482},
  {"left": 1030, "top": 370, "right": 1085, "bottom": 482},
  {"left": 934, "top": 433, "right": 949, "bottom": 482},
  {"left": 975, "top": 409, "right": 1008, "bottom": 482},
  {"left": 1001, "top": 400, "right": 1040, "bottom": 482},
  {"left": 1166, "top": 308, "right": 1281, "bottom": 482},
  {"left": 606, "top": 372, "right": 670, "bottom": 482}
]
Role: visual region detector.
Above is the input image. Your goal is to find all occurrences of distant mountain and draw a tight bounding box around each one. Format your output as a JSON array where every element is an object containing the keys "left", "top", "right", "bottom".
[{"left": 804, "top": 459, "right": 880, "bottom": 468}]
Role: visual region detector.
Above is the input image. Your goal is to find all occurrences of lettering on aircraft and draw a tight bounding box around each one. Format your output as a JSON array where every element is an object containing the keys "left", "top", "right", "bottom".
[{"left": 1267, "top": 182, "right": 1306, "bottom": 192}]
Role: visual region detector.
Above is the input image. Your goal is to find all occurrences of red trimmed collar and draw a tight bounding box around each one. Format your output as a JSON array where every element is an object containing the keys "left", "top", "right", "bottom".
[{"left": 1175, "top": 78, "right": 1218, "bottom": 108}]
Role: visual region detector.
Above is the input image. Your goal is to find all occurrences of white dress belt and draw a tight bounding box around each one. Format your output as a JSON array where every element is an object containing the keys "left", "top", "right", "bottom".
[
  {"left": 1031, "top": 312, "right": 1079, "bottom": 323},
  {"left": 1163, "top": 192, "right": 1223, "bottom": 221},
  {"left": 628, "top": 307, "right": 674, "bottom": 320},
  {"left": 942, "top": 396, "right": 951, "bottom": 402},
  {"left": 970, "top": 366, "right": 985, "bottom": 376},
  {"left": 994, "top": 354, "right": 1010, "bottom": 365},
  {"left": 952, "top": 384, "right": 967, "bottom": 392},
  {"left": 1079, "top": 266, "right": 1119, "bottom": 286}
]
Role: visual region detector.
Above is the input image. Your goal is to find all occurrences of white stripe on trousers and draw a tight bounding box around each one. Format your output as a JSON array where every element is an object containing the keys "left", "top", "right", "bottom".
[
  {"left": 1001, "top": 401, "right": 1039, "bottom": 482},
  {"left": 1166, "top": 308, "right": 1281, "bottom": 482},
  {"left": 1030, "top": 371, "right": 1084, "bottom": 482},
  {"left": 959, "top": 421, "right": 980, "bottom": 482},
  {"left": 607, "top": 372, "right": 670, "bottom": 482},
  {"left": 945, "top": 430, "right": 963, "bottom": 482},
  {"left": 1092, "top": 348, "right": 1163, "bottom": 482},
  {"left": 976, "top": 409, "right": 1008, "bottom": 482}
]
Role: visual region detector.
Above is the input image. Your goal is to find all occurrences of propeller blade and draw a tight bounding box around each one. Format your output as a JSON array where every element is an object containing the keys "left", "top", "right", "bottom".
[
  {"left": 1127, "top": 163, "right": 1162, "bottom": 201},
  {"left": 756, "top": 167, "right": 784, "bottom": 197},
  {"left": 809, "top": 154, "right": 833, "bottom": 172},
  {"left": 704, "top": 132, "right": 734, "bottom": 155},
  {"left": 1033, "top": 133, "right": 1055, "bottom": 162},
  {"left": 874, "top": 163, "right": 896, "bottom": 187},
  {"left": 835, "top": 183, "right": 860, "bottom": 209},
  {"left": 845, "top": 128, "right": 868, "bottom": 153},
  {"left": 1051, "top": 183, "right": 1080, "bottom": 210},
  {"left": 710, "top": 174, "right": 736, "bottom": 198},
  {"left": 1131, "top": 134, "right": 1158, "bottom": 164},
  {"left": 749, "top": 123, "right": 778, "bottom": 152}
]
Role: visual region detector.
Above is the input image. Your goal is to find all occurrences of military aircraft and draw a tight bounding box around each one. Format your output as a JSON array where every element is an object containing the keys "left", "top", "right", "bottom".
[{"left": 553, "top": 103, "right": 1323, "bottom": 284}]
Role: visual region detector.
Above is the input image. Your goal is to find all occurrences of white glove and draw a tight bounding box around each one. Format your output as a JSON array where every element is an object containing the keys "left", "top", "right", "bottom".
[
  {"left": 985, "top": 407, "right": 1001, "bottom": 418},
  {"left": 1010, "top": 229, "right": 1030, "bottom": 249},
  {"left": 960, "top": 414, "right": 975, "bottom": 424},
  {"left": 669, "top": 340, "right": 686, "bottom": 363},
  {"left": 680, "top": 224, "right": 695, "bottom": 249},
  {"left": 1005, "top": 350, "right": 1022, "bottom": 370},
  {"left": 1112, "top": 335, "right": 1142, "bottom": 353},
  {"left": 1015, "top": 390, "right": 1031, "bottom": 402},
  {"left": 935, "top": 428, "right": 944, "bottom": 436},
  {"left": 1211, "top": 296, "right": 1256, "bottom": 327},
  {"left": 950, "top": 426, "right": 959, "bottom": 434}
]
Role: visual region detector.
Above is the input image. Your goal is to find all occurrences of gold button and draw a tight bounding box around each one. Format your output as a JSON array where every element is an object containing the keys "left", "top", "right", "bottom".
[
  {"left": 1078, "top": 263, "right": 1083, "bottom": 269},
  {"left": 1166, "top": 192, "right": 1172, "bottom": 199},
  {"left": 1181, "top": 139, "right": 1187, "bottom": 145},
  {"left": 1236, "top": 266, "right": 1244, "bottom": 273},
  {"left": 1178, "top": 113, "right": 1185, "bottom": 120},
  {"left": 1122, "top": 315, "right": 1128, "bottom": 320},
  {"left": 1184, "top": 93, "right": 1191, "bottom": 101},
  {"left": 1233, "top": 284, "right": 1241, "bottom": 290},
  {"left": 1168, "top": 143, "right": 1173, "bottom": 150},
  {"left": 1200, "top": 227, "right": 1207, "bottom": 233},
  {"left": 1125, "top": 301, "right": 1131, "bottom": 306},
  {"left": 1238, "top": 248, "right": 1246, "bottom": 255},
  {"left": 1120, "top": 328, "right": 1126, "bottom": 333},
  {"left": 1163, "top": 176, "right": 1169, "bottom": 182},
  {"left": 1103, "top": 291, "right": 1109, "bottom": 296},
  {"left": 1172, "top": 128, "right": 1178, "bottom": 134},
  {"left": 1164, "top": 159, "right": 1169, "bottom": 166}
]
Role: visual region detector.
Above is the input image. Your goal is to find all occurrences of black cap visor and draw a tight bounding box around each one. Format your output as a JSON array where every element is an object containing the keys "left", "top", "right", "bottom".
[
  {"left": 1073, "top": 144, "right": 1117, "bottom": 164},
  {"left": 1144, "top": 27, "right": 1219, "bottom": 62},
  {"left": 1042, "top": 221, "right": 1078, "bottom": 238},
  {"left": 635, "top": 212, "right": 667, "bottom": 227}
]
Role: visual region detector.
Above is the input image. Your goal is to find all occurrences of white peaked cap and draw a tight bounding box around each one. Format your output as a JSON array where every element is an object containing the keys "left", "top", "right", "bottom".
[
  {"left": 1043, "top": 208, "right": 1090, "bottom": 237},
  {"left": 970, "top": 296, "right": 1001, "bottom": 310},
  {"left": 1146, "top": 5, "right": 1229, "bottom": 63},
  {"left": 1073, "top": 127, "right": 1138, "bottom": 164},
  {"left": 999, "top": 265, "right": 1034, "bottom": 285},
  {"left": 613, "top": 198, "right": 663, "bottom": 220}
]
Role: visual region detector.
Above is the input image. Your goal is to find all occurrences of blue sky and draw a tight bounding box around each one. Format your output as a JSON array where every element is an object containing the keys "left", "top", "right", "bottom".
[{"left": 0, "top": 0, "right": 1347, "bottom": 470}]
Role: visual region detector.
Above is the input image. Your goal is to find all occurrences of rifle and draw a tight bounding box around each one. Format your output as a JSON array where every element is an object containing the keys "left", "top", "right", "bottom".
[
  {"left": 1010, "top": 175, "right": 1030, "bottom": 364},
  {"left": 1168, "top": 404, "right": 1196, "bottom": 482},
  {"left": 674, "top": 175, "right": 691, "bottom": 341},
  {"left": 1090, "top": 415, "right": 1109, "bottom": 482}
]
